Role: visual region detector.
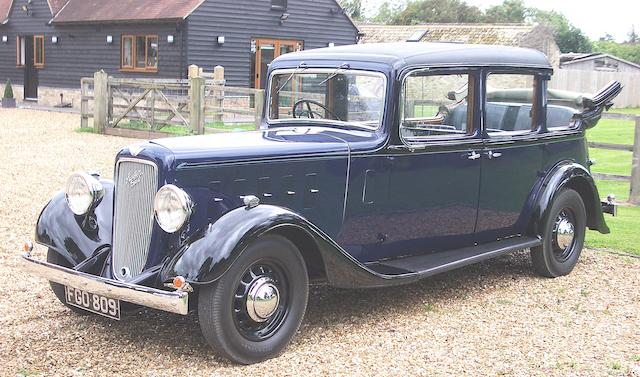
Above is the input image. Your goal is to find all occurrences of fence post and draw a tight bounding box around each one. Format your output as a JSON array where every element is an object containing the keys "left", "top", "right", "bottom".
[
  {"left": 80, "top": 79, "right": 89, "bottom": 129},
  {"left": 213, "top": 65, "right": 225, "bottom": 125},
  {"left": 93, "top": 70, "right": 109, "bottom": 133},
  {"left": 254, "top": 90, "right": 265, "bottom": 129},
  {"left": 189, "top": 65, "right": 205, "bottom": 134},
  {"left": 630, "top": 116, "right": 640, "bottom": 205}
]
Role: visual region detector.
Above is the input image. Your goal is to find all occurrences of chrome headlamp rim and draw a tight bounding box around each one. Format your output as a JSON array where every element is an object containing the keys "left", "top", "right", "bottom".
[
  {"left": 153, "top": 184, "right": 193, "bottom": 233},
  {"left": 65, "top": 172, "right": 105, "bottom": 216}
]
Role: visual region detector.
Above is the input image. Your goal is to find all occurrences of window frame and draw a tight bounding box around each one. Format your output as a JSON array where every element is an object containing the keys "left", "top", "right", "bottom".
[
  {"left": 16, "top": 36, "right": 26, "bottom": 67},
  {"left": 33, "top": 35, "right": 45, "bottom": 68},
  {"left": 120, "top": 34, "right": 159, "bottom": 72},
  {"left": 482, "top": 69, "right": 543, "bottom": 139},
  {"left": 398, "top": 67, "right": 480, "bottom": 147}
]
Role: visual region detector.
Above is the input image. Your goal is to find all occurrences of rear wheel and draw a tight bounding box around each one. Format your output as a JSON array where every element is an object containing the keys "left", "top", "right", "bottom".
[
  {"left": 47, "top": 249, "right": 90, "bottom": 315},
  {"left": 531, "top": 189, "right": 587, "bottom": 277},
  {"left": 198, "top": 235, "right": 309, "bottom": 364}
]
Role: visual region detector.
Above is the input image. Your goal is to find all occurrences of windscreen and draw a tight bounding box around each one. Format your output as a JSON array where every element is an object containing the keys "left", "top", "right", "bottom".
[{"left": 268, "top": 69, "right": 386, "bottom": 129}]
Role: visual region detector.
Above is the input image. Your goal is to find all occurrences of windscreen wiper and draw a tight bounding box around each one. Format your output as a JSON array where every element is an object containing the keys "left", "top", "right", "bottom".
[
  {"left": 318, "top": 63, "right": 350, "bottom": 86},
  {"left": 276, "top": 62, "right": 308, "bottom": 94}
]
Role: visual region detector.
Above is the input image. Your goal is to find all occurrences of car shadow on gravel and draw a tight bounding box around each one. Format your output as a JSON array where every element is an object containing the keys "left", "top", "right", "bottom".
[{"left": 75, "top": 250, "right": 538, "bottom": 364}]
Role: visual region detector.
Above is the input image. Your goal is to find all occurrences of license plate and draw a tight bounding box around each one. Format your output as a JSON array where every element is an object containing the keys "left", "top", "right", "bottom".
[{"left": 65, "top": 286, "right": 121, "bottom": 320}]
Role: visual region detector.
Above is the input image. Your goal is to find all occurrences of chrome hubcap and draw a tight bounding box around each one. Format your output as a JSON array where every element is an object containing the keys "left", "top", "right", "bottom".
[
  {"left": 553, "top": 209, "right": 576, "bottom": 262},
  {"left": 246, "top": 277, "right": 280, "bottom": 323}
]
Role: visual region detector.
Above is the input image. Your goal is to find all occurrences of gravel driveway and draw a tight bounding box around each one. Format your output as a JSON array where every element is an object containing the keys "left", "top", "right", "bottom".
[{"left": 1, "top": 108, "right": 639, "bottom": 376}]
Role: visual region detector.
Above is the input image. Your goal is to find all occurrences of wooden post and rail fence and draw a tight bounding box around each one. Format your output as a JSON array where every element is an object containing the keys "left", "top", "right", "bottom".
[
  {"left": 588, "top": 113, "right": 640, "bottom": 205},
  {"left": 81, "top": 65, "right": 265, "bottom": 139}
]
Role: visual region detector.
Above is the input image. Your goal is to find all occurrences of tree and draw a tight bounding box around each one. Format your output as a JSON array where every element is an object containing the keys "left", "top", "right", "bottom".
[
  {"left": 628, "top": 25, "right": 639, "bottom": 44},
  {"left": 528, "top": 9, "right": 592, "bottom": 53},
  {"left": 600, "top": 33, "right": 615, "bottom": 42},
  {"left": 484, "top": 0, "right": 526, "bottom": 23},
  {"left": 594, "top": 40, "right": 640, "bottom": 64},
  {"left": 371, "top": 1, "right": 404, "bottom": 24},
  {"left": 338, "top": 0, "right": 364, "bottom": 20},
  {"left": 391, "top": 0, "right": 484, "bottom": 24}
]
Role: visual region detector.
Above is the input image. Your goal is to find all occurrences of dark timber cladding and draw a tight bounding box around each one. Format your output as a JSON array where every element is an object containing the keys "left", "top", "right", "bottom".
[
  {"left": 0, "top": 0, "right": 358, "bottom": 91},
  {"left": 186, "top": 0, "right": 359, "bottom": 87}
]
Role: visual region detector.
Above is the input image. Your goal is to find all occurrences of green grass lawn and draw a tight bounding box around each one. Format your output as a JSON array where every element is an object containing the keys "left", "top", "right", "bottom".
[{"left": 585, "top": 107, "right": 639, "bottom": 255}]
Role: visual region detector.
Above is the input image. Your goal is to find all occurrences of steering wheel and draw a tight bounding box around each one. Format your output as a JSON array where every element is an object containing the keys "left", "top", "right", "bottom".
[{"left": 292, "top": 99, "right": 341, "bottom": 121}]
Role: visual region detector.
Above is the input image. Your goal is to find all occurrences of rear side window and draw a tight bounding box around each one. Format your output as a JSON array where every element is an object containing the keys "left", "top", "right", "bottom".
[
  {"left": 485, "top": 73, "right": 537, "bottom": 136},
  {"left": 400, "top": 71, "right": 475, "bottom": 142}
]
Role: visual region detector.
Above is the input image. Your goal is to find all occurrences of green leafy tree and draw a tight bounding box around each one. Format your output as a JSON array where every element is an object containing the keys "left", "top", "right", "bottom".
[
  {"left": 338, "top": 0, "right": 364, "bottom": 20},
  {"left": 391, "top": 0, "right": 484, "bottom": 24},
  {"left": 528, "top": 9, "right": 592, "bottom": 53},
  {"left": 600, "top": 33, "right": 615, "bottom": 42},
  {"left": 3, "top": 79, "right": 13, "bottom": 99},
  {"left": 628, "top": 25, "right": 638, "bottom": 44},
  {"left": 484, "top": 0, "right": 526, "bottom": 23},
  {"left": 371, "top": 1, "right": 405, "bottom": 24},
  {"left": 593, "top": 41, "right": 640, "bottom": 64}
]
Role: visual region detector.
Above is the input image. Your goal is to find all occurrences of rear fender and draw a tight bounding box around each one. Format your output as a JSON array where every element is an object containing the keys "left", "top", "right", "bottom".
[
  {"left": 527, "top": 161, "right": 609, "bottom": 236},
  {"left": 35, "top": 180, "right": 114, "bottom": 266}
]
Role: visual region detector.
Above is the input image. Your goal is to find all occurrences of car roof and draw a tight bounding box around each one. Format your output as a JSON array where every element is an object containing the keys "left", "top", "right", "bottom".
[{"left": 274, "top": 42, "right": 553, "bottom": 70}]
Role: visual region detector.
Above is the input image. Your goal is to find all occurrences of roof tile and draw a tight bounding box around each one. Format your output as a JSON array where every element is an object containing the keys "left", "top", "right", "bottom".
[{"left": 357, "top": 23, "right": 538, "bottom": 47}]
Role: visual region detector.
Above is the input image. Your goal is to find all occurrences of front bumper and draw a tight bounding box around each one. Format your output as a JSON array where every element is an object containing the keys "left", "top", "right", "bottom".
[{"left": 21, "top": 254, "right": 189, "bottom": 315}]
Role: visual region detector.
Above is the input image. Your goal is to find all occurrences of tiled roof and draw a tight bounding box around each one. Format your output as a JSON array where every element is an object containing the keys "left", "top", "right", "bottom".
[
  {"left": 358, "top": 23, "right": 542, "bottom": 46},
  {"left": 51, "top": 0, "right": 206, "bottom": 23},
  {"left": 0, "top": 0, "right": 12, "bottom": 24},
  {"left": 48, "top": 0, "right": 69, "bottom": 15}
]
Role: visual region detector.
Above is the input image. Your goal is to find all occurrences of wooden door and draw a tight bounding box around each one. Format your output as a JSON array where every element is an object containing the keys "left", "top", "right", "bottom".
[{"left": 253, "top": 39, "right": 302, "bottom": 89}]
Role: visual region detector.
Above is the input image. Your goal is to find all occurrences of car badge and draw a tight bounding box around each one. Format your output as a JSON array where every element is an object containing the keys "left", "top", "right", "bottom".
[
  {"left": 127, "top": 170, "right": 144, "bottom": 188},
  {"left": 130, "top": 144, "right": 145, "bottom": 157}
]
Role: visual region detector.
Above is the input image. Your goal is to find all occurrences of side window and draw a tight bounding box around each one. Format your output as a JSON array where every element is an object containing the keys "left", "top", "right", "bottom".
[
  {"left": 400, "top": 71, "right": 474, "bottom": 142},
  {"left": 485, "top": 73, "right": 536, "bottom": 136},
  {"left": 546, "top": 85, "right": 579, "bottom": 131}
]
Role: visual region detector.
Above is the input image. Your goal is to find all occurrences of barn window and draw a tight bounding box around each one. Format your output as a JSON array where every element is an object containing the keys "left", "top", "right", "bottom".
[
  {"left": 34, "top": 35, "right": 45, "bottom": 67},
  {"left": 121, "top": 35, "right": 158, "bottom": 72}
]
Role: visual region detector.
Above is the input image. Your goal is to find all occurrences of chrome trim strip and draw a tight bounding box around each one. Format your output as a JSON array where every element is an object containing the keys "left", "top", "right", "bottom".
[{"left": 22, "top": 255, "right": 189, "bottom": 315}]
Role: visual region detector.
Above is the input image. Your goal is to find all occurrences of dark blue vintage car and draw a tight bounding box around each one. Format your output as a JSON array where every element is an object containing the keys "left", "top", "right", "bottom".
[{"left": 22, "top": 43, "right": 620, "bottom": 364}]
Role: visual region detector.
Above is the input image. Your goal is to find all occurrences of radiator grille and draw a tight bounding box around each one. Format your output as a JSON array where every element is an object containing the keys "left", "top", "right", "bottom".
[{"left": 112, "top": 159, "right": 158, "bottom": 281}]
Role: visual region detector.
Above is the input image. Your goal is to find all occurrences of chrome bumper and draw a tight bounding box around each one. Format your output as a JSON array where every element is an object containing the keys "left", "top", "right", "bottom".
[{"left": 21, "top": 254, "right": 189, "bottom": 315}]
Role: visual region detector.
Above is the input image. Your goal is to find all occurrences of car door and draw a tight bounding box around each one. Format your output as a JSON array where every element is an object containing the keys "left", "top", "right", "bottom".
[
  {"left": 339, "top": 69, "right": 483, "bottom": 263},
  {"left": 475, "top": 70, "right": 545, "bottom": 242}
]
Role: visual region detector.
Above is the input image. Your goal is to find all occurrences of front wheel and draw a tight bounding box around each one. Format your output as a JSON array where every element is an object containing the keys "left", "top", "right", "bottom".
[
  {"left": 531, "top": 189, "right": 587, "bottom": 277},
  {"left": 198, "top": 235, "right": 309, "bottom": 364}
]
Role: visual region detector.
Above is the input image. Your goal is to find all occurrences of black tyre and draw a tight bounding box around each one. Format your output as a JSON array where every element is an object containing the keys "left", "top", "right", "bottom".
[
  {"left": 531, "top": 189, "right": 587, "bottom": 277},
  {"left": 47, "top": 249, "right": 90, "bottom": 315},
  {"left": 198, "top": 235, "right": 309, "bottom": 364}
]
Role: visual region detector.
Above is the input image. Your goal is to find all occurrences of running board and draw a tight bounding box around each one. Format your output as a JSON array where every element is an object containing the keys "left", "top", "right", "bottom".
[{"left": 366, "top": 236, "right": 541, "bottom": 278}]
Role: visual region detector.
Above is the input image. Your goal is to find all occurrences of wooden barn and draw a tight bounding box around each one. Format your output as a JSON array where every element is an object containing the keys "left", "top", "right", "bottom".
[{"left": 0, "top": 0, "right": 358, "bottom": 104}]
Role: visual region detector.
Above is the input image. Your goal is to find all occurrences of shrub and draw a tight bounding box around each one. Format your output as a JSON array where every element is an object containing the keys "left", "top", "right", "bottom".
[{"left": 3, "top": 79, "right": 14, "bottom": 99}]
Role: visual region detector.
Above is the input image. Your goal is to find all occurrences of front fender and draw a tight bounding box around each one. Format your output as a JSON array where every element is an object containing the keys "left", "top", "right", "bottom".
[
  {"left": 160, "top": 204, "right": 400, "bottom": 288},
  {"left": 528, "top": 161, "right": 609, "bottom": 236},
  {"left": 35, "top": 180, "right": 114, "bottom": 266}
]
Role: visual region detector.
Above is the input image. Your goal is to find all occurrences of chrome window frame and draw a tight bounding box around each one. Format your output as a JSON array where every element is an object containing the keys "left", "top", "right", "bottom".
[{"left": 266, "top": 68, "right": 388, "bottom": 131}]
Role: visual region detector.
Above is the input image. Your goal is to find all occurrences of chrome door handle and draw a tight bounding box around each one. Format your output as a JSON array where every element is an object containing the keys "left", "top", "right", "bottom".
[
  {"left": 487, "top": 151, "right": 503, "bottom": 159},
  {"left": 468, "top": 151, "right": 481, "bottom": 160}
]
